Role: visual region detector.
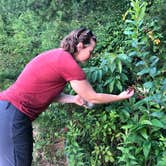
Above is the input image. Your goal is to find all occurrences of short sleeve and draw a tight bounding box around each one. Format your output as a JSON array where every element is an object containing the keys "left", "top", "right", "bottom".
[{"left": 59, "top": 52, "right": 86, "bottom": 81}]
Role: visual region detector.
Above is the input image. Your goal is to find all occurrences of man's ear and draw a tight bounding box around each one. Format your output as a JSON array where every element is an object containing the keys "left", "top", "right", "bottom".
[{"left": 76, "top": 42, "right": 84, "bottom": 52}]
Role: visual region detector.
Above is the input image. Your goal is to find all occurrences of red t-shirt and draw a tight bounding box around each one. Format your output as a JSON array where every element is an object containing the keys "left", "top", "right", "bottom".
[{"left": 0, "top": 49, "right": 86, "bottom": 120}]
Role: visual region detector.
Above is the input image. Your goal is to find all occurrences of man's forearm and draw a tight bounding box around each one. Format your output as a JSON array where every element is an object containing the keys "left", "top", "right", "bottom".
[
  {"left": 54, "top": 93, "right": 75, "bottom": 104},
  {"left": 88, "top": 93, "right": 124, "bottom": 104}
]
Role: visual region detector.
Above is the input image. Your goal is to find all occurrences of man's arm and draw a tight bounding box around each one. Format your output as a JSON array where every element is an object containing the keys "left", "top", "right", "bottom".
[
  {"left": 54, "top": 93, "right": 75, "bottom": 103},
  {"left": 54, "top": 93, "right": 87, "bottom": 106},
  {"left": 70, "top": 79, "right": 134, "bottom": 104}
]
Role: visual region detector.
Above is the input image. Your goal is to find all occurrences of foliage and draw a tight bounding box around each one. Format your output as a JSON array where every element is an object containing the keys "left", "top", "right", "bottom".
[
  {"left": 32, "top": 104, "right": 68, "bottom": 164},
  {"left": 0, "top": 0, "right": 165, "bottom": 165}
]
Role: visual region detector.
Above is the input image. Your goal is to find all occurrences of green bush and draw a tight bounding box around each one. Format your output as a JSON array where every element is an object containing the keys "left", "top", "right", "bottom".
[
  {"left": 63, "top": 0, "right": 166, "bottom": 165},
  {"left": 0, "top": 0, "right": 165, "bottom": 165}
]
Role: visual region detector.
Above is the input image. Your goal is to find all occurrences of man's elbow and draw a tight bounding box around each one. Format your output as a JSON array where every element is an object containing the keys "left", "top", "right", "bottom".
[{"left": 85, "top": 93, "right": 100, "bottom": 104}]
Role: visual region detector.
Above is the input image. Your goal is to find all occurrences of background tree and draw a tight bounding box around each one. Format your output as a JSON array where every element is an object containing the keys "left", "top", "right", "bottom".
[{"left": 0, "top": 0, "right": 165, "bottom": 165}]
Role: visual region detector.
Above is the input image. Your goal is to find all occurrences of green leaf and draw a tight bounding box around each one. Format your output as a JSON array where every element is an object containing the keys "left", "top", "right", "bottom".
[
  {"left": 109, "top": 79, "right": 115, "bottom": 92},
  {"left": 121, "top": 73, "right": 128, "bottom": 81},
  {"left": 117, "top": 59, "right": 122, "bottom": 73},
  {"left": 133, "top": 99, "right": 146, "bottom": 108},
  {"left": 121, "top": 124, "right": 133, "bottom": 130},
  {"left": 139, "top": 3, "right": 147, "bottom": 20},
  {"left": 110, "top": 63, "right": 116, "bottom": 72},
  {"left": 150, "top": 112, "right": 165, "bottom": 118},
  {"left": 162, "top": 79, "right": 166, "bottom": 90},
  {"left": 136, "top": 60, "right": 145, "bottom": 66},
  {"left": 143, "top": 141, "right": 151, "bottom": 160},
  {"left": 117, "top": 54, "right": 132, "bottom": 63},
  {"left": 125, "top": 19, "right": 136, "bottom": 24},
  {"left": 132, "top": 40, "right": 138, "bottom": 48},
  {"left": 91, "top": 71, "right": 98, "bottom": 82},
  {"left": 98, "top": 69, "right": 103, "bottom": 82},
  {"left": 143, "top": 81, "right": 153, "bottom": 90},
  {"left": 140, "top": 128, "right": 148, "bottom": 140},
  {"left": 150, "top": 56, "right": 159, "bottom": 67},
  {"left": 150, "top": 67, "right": 157, "bottom": 77},
  {"left": 140, "top": 120, "right": 152, "bottom": 125},
  {"left": 129, "top": 51, "right": 137, "bottom": 57},
  {"left": 151, "top": 119, "right": 164, "bottom": 128},
  {"left": 137, "top": 68, "right": 149, "bottom": 76},
  {"left": 116, "top": 80, "right": 122, "bottom": 91},
  {"left": 124, "top": 30, "right": 134, "bottom": 35},
  {"left": 121, "top": 109, "right": 130, "bottom": 119},
  {"left": 138, "top": 20, "right": 143, "bottom": 28}
]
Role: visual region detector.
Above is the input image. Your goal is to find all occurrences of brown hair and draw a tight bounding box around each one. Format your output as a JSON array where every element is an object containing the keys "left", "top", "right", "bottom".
[{"left": 60, "top": 27, "right": 96, "bottom": 56}]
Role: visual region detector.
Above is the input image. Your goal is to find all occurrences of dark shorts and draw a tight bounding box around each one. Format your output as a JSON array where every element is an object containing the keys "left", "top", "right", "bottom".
[{"left": 0, "top": 100, "right": 33, "bottom": 166}]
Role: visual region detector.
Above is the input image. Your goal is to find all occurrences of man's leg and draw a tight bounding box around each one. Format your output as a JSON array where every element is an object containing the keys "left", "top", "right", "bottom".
[{"left": 0, "top": 101, "right": 33, "bottom": 166}]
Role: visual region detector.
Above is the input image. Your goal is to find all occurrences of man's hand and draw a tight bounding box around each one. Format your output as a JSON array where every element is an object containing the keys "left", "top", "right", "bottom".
[
  {"left": 74, "top": 95, "right": 94, "bottom": 109},
  {"left": 118, "top": 88, "right": 134, "bottom": 100},
  {"left": 74, "top": 95, "right": 85, "bottom": 106},
  {"left": 54, "top": 93, "right": 94, "bottom": 108}
]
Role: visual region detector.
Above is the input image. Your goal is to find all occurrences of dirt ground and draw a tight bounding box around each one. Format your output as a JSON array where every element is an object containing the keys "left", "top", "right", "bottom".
[
  {"left": 32, "top": 123, "right": 68, "bottom": 166},
  {"left": 32, "top": 138, "right": 68, "bottom": 166}
]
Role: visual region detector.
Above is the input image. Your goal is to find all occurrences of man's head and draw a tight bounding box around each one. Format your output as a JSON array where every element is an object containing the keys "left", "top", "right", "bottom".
[{"left": 60, "top": 27, "right": 96, "bottom": 62}]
